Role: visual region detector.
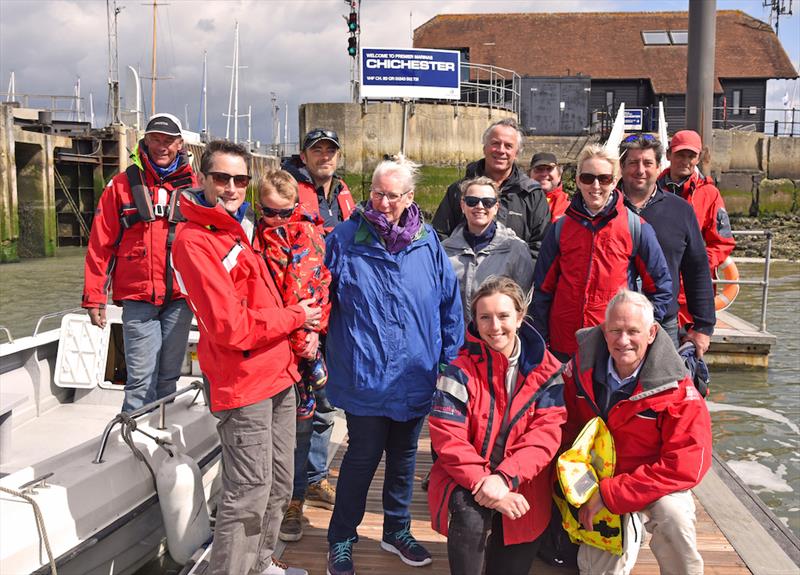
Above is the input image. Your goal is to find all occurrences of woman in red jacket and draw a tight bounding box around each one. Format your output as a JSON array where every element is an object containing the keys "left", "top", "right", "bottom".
[{"left": 428, "top": 276, "right": 567, "bottom": 575}]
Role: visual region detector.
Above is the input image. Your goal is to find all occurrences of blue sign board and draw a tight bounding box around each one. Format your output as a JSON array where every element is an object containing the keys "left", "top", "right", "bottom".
[
  {"left": 624, "top": 109, "right": 644, "bottom": 131},
  {"left": 360, "top": 48, "right": 461, "bottom": 100}
]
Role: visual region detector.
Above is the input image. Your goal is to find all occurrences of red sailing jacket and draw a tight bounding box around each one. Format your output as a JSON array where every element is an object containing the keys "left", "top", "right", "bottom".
[
  {"left": 563, "top": 325, "right": 712, "bottom": 515},
  {"left": 254, "top": 207, "right": 332, "bottom": 355},
  {"left": 172, "top": 191, "right": 304, "bottom": 412},
  {"left": 546, "top": 185, "right": 570, "bottom": 222},
  {"left": 82, "top": 143, "right": 196, "bottom": 307},
  {"left": 428, "top": 324, "right": 567, "bottom": 545},
  {"left": 657, "top": 169, "right": 736, "bottom": 323},
  {"left": 532, "top": 191, "right": 673, "bottom": 357}
]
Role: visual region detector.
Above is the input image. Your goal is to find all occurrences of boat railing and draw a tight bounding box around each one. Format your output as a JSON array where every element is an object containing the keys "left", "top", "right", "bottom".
[
  {"left": 33, "top": 308, "right": 85, "bottom": 336},
  {"left": 714, "top": 230, "right": 772, "bottom": 332},
  {"left": 93, "top": 380, "right": 204, "bottom": 464},
  {"left": 0, "top": 326, "right": 13, "bottom": 344}
]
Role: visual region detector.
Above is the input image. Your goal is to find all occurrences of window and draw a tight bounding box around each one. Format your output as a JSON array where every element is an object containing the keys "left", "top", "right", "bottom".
[
  {"left": 606, "top": 90, "right": 615, "bottom": 111},
  {"left": 669, "top": 30, "right": 688, "bottom": 44},
  {"left": 642, "top": 30, "right": 688, "bottom": 45},
  {"left": 642, "top": 31, "right": 670, "bottom": 45},
  {"left": 732, "top": 90, "right": 742, "bottom": 115}
]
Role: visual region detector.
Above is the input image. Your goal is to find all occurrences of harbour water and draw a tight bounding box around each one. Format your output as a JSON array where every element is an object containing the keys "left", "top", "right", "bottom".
[{"left": 0, "top": 248, "right": 798, "bottom": 535}]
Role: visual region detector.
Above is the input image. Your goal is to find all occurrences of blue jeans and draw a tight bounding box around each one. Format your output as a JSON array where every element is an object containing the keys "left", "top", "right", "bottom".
[
  {"left": 121, "top": 299, "right": 193, "bottom": 412},
  {"left": 661, "top": 315, "right": 680, "bottom": 349},
  {"left": 293, "top": 406, "right": 336, "bottom": 499},
  {"left": 327, "top": 413, "right": 425, "bottom": 544}
]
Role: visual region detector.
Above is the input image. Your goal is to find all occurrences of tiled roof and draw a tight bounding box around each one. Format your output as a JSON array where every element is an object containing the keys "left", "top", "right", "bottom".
[{"left": 413, "top": 10, "right": 798, "bottom": 94}]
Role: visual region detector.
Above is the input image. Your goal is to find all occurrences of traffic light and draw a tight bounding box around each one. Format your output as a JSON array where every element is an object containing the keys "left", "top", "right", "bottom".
[
  {"left": 348, "top": 36, "right": 357, "bottom": 57},
  {"left": 348, "top": 10, "right": 358, "bottom": 32}
]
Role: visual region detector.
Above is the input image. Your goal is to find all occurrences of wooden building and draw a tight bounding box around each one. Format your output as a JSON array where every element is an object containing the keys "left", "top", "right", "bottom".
[{"left": 413, "top": 10, "right": 798, "bottom": 135}]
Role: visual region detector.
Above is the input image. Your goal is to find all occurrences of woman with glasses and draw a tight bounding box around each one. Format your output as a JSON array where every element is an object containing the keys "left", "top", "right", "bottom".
[
  {"left": 323, "top": 155, "right": 464, "bottom": 575},
  {"left": 442, "top": 176, "right": 534, "bottom": 323},
  {"left": 531, "top": 145, "right": 672, "bottom": 362}
]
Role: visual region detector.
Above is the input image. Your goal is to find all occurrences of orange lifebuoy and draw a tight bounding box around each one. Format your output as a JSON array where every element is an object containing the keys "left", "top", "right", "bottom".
[{"left": 714, "top": 256, "right": 740, "bottom": 311}]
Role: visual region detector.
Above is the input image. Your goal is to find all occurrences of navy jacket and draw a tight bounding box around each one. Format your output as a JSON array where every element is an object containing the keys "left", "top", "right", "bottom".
[{"left": 622, "top": 187, "right": 715, "bottom": 335}]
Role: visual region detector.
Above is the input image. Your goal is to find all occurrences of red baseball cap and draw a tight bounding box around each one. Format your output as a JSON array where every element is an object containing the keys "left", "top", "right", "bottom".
[{"left": 670, "top": 130, "right": 702, "bottom": 154}]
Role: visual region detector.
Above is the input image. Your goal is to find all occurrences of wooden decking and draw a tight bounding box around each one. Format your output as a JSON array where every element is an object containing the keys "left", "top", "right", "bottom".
[
  {"left": 278, "top": 424, "right": 751, "bottom": 575},
  {"left": 707, "top": 310, "right": 776, "bottom": 368}
]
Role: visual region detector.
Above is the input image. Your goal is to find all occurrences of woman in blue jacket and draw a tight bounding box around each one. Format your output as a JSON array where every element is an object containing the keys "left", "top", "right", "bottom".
[{"left": 324, "top": 155, "right": 464, "bottom": 575}]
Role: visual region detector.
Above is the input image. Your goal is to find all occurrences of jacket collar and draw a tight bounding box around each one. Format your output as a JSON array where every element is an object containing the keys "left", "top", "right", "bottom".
[
  {"left": 574, "top": 324, "right": 686, "bottom": 393},
  {"left": 135, "top": 140, "right": 192, "bottom": 184},
  {"left": 444, "top": 220, "right": 518, "bottom": 254},
  {"left": 463, "top": 321, "right": 546, "bottom": 378},
  {"left": 566, "top": 189, "right": 622, "bottom": 224},
  {"left": 465, "top": 159, "right": 536, "bottom": 196},
  {"left": 179, "top": 188, "right": 255, "bottom": 239}
]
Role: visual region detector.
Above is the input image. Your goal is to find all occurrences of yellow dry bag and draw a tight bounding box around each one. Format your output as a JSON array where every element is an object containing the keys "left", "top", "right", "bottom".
[{"left": 553, "top": 416, "right": 624, "bottom": 555}]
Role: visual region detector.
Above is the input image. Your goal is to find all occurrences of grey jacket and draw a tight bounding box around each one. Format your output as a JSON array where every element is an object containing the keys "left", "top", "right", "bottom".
[{"left": 443, "top": 221, "right": 534, "bottom": 322}]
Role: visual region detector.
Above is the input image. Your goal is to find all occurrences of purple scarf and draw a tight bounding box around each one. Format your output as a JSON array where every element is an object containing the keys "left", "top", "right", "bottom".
[{"left": 363, "top": 202, "right": 422, "bottom": 254}]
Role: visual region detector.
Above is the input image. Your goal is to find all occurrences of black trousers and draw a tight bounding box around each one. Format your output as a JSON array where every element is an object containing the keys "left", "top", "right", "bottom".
[{"left": 447, "top": 486, "right": 541, "bottom": 575}]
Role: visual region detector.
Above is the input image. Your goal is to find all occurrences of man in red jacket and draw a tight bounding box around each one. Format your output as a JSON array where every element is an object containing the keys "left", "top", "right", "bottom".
[
  {"left": 529, "top": 151, "right": 569, "bottom": 222},
  {"left": 83, "top": 113, "right": 196, "bottom": 411},
  {"left": 563, "top": 289, "right": 711, "bottom": 574},
  {"left": 172, "top": 140, "right": 320, "bottom": 575},
  {"left": 657, "top": 130, "right": 736, "bottom": 324}
]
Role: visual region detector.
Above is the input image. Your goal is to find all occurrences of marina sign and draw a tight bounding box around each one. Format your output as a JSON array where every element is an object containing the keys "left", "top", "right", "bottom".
[
  {"left": 624, "top": 108, "right": 644, "bottom": 131},
  {"left": 360, "top": 48, "right": 461, "bottom": 101}
]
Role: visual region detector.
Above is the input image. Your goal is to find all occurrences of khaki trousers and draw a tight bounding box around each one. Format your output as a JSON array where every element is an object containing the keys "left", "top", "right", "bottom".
[
  {"left": 208, "top": 386, "right": 296, "bottom": 575},
  {"left": 578, "top": 490, "right": 703, "bottom": 575}
]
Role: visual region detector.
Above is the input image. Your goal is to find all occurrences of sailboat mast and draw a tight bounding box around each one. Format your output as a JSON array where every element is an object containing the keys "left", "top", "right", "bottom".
[
  {"left": 233, "top": 23, "right": 239, "bottom": 143},
  {"left": 202, "top": 50, "right": 208, "bottom": 138},
  {"left": 150, "top": 0, "right": 158, "bottom": 116},
  {"left": 226, "top": 22, "right": 237, "bottom": 140}
]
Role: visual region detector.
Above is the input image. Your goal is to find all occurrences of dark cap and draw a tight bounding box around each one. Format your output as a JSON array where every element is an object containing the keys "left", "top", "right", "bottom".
[
  {"left": 302, "top": 128, "right": 341, "bottom": 151},
  {"left": 530, "top": 151, "right": 558, "bottom": 168},
  {"left": 145, "top": 113, "right": 183, "bottom": 137}
]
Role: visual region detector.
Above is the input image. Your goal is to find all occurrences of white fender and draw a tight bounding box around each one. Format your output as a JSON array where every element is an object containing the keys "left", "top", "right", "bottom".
[{"left": 156, "top": 453, "right": 211, "bottom": 565}]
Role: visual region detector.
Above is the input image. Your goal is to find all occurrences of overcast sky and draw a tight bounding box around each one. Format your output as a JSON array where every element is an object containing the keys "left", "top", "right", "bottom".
[{"left": 1, "top": 0, "right": 797, "bottom": 145}]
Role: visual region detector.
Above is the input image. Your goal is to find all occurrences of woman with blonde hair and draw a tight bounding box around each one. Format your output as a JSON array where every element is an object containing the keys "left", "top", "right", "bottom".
[{"left": 531, "top": 144, "right": 672, "bottom": 361}]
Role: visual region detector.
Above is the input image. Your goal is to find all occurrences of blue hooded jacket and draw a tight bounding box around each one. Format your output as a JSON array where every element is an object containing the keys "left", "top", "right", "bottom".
[{"left": 325, "top": 209, "right": 465, "bottom": 421}]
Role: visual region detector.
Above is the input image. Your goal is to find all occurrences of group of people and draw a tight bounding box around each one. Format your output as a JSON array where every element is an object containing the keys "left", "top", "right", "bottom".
[{"left": 82, "top": 113, "right": 733, "bottom": 575}]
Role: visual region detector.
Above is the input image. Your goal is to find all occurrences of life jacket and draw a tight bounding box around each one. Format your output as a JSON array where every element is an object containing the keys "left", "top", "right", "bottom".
[
  {"left": 118, "top": 160, "right": 194, "bottom": 305},
  {"left": 297, "top": 179, "right": 356, "bottom": 231}
]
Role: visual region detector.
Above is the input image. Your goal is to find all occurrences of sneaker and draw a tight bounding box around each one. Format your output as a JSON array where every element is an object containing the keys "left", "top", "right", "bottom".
[
  {"left": 380, "top": 523, "right": 432, "bottom": 567},
  {"left": 306, "top": 478, "right": 336, "bottom": 510},
  {"left": 259, "top": 557, "right": 308, "bottom": 575},
  {"left": 327, "top": 537, "right": 356, "bottom": 575},
  {"left": 278, "top": 499, "right": 304, "bottom": 542}
]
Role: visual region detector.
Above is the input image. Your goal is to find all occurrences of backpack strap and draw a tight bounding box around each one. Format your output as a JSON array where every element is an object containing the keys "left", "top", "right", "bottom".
[
  {"left": 553, "top": 215, "right": 566, "bottom": 248},
  {"left": 626, "top": 207, "right": 641, "bottom": 258},
  {"left": 121, "top": 164, "right": 156, "bottom": 229}
]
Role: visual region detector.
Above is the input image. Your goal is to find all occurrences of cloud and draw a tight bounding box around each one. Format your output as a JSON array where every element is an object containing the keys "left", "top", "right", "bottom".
[
  {"left": 1, "top": 0, "right": 798, "bottom": 143},
  {"left": 196, "top": 18, "right": 215, "bottom": 32}
]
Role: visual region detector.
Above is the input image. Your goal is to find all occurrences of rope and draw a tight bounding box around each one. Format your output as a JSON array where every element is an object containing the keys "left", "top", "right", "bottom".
[
  {"left": 0, "top": 484, "right": 58, "bottom": 574},
  {"left": 118, "top": 412, "right": 174, "bottom": 491}
]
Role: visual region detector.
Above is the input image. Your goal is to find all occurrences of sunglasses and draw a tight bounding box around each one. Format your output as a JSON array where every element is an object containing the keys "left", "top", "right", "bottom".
[
  {"left": 302, "top": 129, "right": 339, "bottom": 150},
  {"left": 622, "top": 133, "right": 658, "bottom": 144},
  {"left": 578, "top": 173, "right": 615, "bottom": 186},
  {"left": 463, "top": 196, "right": 498, "bottom": 209},
  {"left": 261, "top": 204, "right": 296, "bottom": 219},
  {"left": 206, "top": 171, "right": 251, "bottom": 188}
]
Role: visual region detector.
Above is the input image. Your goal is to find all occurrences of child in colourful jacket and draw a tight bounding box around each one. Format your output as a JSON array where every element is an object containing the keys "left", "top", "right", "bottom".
[{"left": 255, "top": 169, "right": 332, "bottom": 419}]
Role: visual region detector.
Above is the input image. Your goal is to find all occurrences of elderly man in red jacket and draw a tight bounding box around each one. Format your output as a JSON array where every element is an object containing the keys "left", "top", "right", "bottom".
[
  {"left": 172, "top": 140, "right": 320, "bottom": 575},
  {"left": 563, "top": 289, "right": 712, "bottom": 574}
]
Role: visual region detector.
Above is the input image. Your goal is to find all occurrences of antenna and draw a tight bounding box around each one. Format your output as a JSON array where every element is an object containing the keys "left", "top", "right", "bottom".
[
  {"left": 89, "top": 92, "right": 95, "bottom": 127},
  {"left": 106, "top": 0, "right": 123, "bottom": 124},
  {"left": 284, "top": 101, "right": 289, "bottom": 152},
  {"left": 763, "top": 0, "right": 793, "bottom": 36},
  {"left": 198, "top": 49, "right": 208, "bottom": 139}
]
